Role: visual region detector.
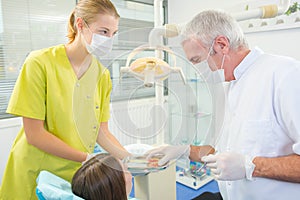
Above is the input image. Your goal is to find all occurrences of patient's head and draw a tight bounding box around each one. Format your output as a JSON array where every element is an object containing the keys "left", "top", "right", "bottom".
[{"left": 72, "top": 153, "right": 132, "bottom": 200}]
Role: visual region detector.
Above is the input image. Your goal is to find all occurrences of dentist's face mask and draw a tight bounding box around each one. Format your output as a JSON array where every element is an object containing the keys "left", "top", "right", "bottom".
[
  {"left": 194, "top": 41, "right": 225, "bottom": 83},
  {"left": 83, "top": 21, "right": 114, "bottom": 57}
]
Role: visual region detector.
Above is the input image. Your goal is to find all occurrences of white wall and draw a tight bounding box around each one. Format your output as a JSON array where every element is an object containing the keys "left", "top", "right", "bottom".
[
  {"left": 168, "top": 0, "right": 300, "bottom": 60},
  {"left": 168, "top": 0, "right": 243, "bottom": 24},
  {"left": 246, "top": 28, "right": 300, "bottom": 60}
]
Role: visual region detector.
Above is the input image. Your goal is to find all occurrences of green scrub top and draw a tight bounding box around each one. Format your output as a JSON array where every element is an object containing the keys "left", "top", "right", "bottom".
[{"left": 0, "top": 44, "right": 112, "bottom": 200}]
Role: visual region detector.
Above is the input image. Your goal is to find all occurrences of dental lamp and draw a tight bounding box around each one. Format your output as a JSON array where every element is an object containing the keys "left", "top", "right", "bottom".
[{"left": 120, "top": 45, "right": 186, "bottom": 88}]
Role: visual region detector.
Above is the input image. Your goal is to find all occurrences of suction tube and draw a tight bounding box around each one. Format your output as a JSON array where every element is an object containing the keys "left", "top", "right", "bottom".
[
  {"left": 232, "top": 0, "right": 291, "bottom": 21},
  {"left": 148, "top": 23, "right": 183, "bottom": 47},
  {"left": 148, "top": 0, "right": 291, "bottom": 46}
]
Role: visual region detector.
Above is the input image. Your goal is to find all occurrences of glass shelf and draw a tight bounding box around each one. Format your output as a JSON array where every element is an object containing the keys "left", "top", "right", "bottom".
[{"left": 170, "top": 112, "right": 211, "bottom": 119}]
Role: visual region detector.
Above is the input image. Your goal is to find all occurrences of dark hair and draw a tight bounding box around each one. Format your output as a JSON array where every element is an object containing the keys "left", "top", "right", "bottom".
[
  {"left": 72, "top": 153, "right": 127, "bottom": 200},
  {"left": 67, "top": 0, "right": 120, "bottom": 43}
]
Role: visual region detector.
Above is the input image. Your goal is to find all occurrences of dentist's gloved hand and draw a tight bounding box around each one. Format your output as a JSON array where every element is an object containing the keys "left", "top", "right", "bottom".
[
  {"left": 201, "top": 152, "right": 255, "bottom": 181},
  {"left": 145, "top": 145, "right": 190, "bottom": 166}
]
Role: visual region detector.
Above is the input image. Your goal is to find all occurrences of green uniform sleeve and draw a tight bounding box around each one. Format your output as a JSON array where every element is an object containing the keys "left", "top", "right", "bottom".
[{"left": 6, "top": 51, "right": 46, "bottom": 120}]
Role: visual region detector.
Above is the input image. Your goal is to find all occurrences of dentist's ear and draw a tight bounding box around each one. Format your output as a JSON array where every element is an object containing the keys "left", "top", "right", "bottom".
[{"left": 214, "top": 35, "right": 230, "bottom": 54}]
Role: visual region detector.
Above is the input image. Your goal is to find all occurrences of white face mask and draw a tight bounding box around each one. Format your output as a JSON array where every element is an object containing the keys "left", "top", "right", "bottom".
[
  {"left": 194, "top": 41, "right": 225, "bottom": 83},
  {"left": 194, "top": 60, "right": 225, "bottom": 83},
  {"left": 85, "top": 33, "right": 114, "bottom": 57},
  {"left": 82, "top": 20, "right": 114, "bottom": 57}
]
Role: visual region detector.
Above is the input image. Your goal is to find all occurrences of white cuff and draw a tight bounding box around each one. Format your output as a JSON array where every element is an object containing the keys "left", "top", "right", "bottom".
[{"left": 245, "top": 155, "right": 255, "bottom": 180}]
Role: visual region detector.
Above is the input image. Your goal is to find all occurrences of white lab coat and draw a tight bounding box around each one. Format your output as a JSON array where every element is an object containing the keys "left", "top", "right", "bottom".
[{"left": 216, "top": 47, "right": 300, "bottom": 200}]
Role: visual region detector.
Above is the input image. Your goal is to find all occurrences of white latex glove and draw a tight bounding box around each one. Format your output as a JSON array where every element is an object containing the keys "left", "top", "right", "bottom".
[
  {"left": 145, "top": 145, "right": 190, "bottom": 166},
  {"left": 201, "top": 152, "right": 255, "bottom": 181}
]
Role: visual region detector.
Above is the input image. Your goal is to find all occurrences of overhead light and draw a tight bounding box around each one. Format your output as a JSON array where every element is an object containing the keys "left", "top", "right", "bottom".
[{"left": 120, "top": 44, "right": 186, "bottom": 87}]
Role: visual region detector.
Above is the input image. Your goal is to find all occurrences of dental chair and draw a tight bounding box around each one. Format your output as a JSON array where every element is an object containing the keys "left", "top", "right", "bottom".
[
  {"left": 36, "top": 144, "right": 138, "bottom": 200},
  {"left": 35, "top": 144, "right": 103, "bottom": 199},
  {"left": 36, "top": 170, "right": 83, "bottom": 200},
  {"left": 36, "top": 170, "right": 138, "bottom": 200}
]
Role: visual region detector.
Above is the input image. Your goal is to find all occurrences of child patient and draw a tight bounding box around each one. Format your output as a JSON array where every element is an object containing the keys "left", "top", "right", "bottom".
[{"left": 72, "top": 153, "right": 133, "bottom": 200}]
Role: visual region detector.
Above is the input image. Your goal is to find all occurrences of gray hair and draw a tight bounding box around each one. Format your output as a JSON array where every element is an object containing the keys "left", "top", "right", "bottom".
[{"left": 181, "top": 10, "right": 248, "bottom": 50}]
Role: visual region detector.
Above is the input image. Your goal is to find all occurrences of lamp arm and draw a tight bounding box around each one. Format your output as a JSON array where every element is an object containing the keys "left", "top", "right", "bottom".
[{"left": 173, "top": 67, "right": 187, "bottom": 85}]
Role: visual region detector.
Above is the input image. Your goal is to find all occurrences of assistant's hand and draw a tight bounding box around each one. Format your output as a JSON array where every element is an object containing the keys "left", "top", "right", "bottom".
[
  {"left": 145, "top": 145, "right": 190, "bottom": 166},
  {"left": 201, "top": 152, "right": 255, "bottom": 181}
]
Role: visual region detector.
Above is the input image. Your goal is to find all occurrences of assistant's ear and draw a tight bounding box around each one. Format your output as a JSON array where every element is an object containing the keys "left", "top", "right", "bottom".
[
  {"left": 213, "top": 35, "right": 230, "bottom": 54},
  {"left": 76, "top": 17, "right": 84, "bottom": 32}
]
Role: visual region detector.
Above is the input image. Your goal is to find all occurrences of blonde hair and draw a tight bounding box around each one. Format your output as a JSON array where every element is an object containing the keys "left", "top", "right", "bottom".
[{"left": 67, "top": 0, "right": 120, "bottom": 43}]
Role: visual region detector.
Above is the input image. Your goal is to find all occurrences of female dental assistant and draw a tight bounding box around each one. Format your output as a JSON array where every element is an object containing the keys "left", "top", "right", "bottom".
[{"left": 0, "top": 0, "right": 130, "bottom": 199}]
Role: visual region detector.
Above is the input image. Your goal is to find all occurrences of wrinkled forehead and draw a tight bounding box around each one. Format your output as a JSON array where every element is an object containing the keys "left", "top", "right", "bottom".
[{"left": 182, "top": 38, "right": 207, "bottom": 62}]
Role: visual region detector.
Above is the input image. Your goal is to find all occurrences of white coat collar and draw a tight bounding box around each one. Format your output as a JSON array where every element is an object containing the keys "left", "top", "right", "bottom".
[{"left": 233, "top": 47, "right": 264, "bottom": 80}]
